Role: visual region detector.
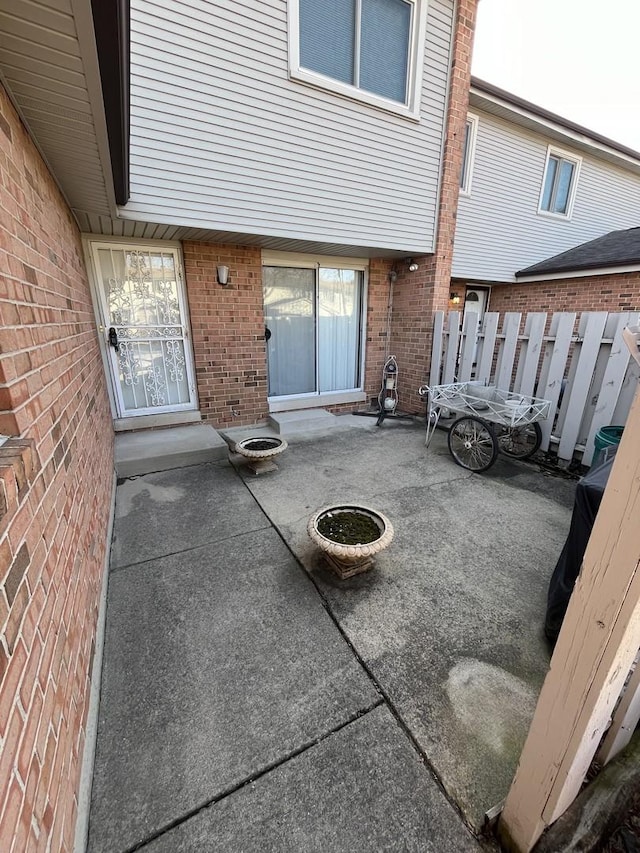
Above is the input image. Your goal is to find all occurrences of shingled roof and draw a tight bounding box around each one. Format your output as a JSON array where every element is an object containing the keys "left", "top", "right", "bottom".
[{"left": 516, "top": 227, "right": 640, "bottom": 278}]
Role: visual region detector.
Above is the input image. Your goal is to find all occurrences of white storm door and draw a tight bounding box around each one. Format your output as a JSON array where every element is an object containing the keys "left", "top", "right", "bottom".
[{"left": 91, "top": 244, "right": 197, "bottom": 417}]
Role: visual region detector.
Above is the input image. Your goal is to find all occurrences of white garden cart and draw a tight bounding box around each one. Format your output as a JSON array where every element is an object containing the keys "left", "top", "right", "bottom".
[{"left": 419, "top": 382, "right": 552, "bottom": 473}]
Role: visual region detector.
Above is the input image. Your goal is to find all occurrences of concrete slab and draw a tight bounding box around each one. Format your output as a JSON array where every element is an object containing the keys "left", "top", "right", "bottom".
[
  {"left": 87, "top": 527, "right": 379, "bottom": 853},
  {"left": 142, "top": 706, "right": 482, "bottom": 853},
  {"left": 241, "top": 424, "right": 576, "bottom": 829},
  {"left": 269, "top": 408, "right": 338, "bottom": 435},
  {"left": 114, "top": 424, "right": 228, "bottom": 477},
  {"left": 222, "top": 413, "right": 379, "bottom": 452},
  {"left": 110, "top": 462, "right": 271, "bottom": 569}
]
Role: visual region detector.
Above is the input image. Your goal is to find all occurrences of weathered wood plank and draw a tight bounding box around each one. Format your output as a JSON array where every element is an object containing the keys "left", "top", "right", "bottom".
[
  {"left": 499, "top": 386, "right": 640, "bottom": 852},
  {"left": 442, "top": 311, "right": 461, "bottom": 384},
  {"left": 430, "top": 311, "right": 445, "bottom": 386},
  {"left": 476, "top": 312, "right": 499, "bottom": 384},
  {"left": 582, "top": 313, "right": 638, "bottom": 466},
  {"left": 595, "top": 654, "right": 640, "bottom": 766},
  {"left": 537, "top": 313, "right": 576, "bottom": 451},
  {"left": 515, "top": 313, "right": 547, "bottom": 398},
  {"left": 458, "top": 310, "right": 480, "bottom": 382},
  {"left": 557, "top": 313, "right": 608, "bottom": 461},
  {"left": 495, "top": 313, "right": 521, "bottom": 391}
]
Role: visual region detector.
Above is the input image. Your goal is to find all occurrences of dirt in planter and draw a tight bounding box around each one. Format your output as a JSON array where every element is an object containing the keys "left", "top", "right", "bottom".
[
  {"left": 242, "top": 439, "right": 281, "bottom": 451},
  {"left": 317, "top": 511, "right": 381, "bottom": 545}
]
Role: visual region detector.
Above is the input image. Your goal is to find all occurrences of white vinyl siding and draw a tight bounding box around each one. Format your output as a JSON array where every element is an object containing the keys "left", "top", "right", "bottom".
[
  {"left": 453, "top": 109, "right": 640, "bottom": 282},
  {"left": 123, "top": 0, "right": 455, "bottom": 254}
]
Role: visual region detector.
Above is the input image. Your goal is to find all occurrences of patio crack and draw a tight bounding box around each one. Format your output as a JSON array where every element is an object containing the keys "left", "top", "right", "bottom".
[
  {"left": 108, "top": 523, "right": 273, "bottom": 574},
  {"left": 124, "top": 699, "right": 384, "bottom": 853}
]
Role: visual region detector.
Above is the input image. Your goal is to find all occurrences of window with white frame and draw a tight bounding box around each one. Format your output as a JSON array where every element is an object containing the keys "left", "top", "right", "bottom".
[
  {"left": 539, "top": 148, "right": 581, "bottom": 217},
  {"left": 460, "top": 114, "right": 477, "bottom": 194},
  {"left": 290, "top": 0, "right": 426, "bottom": 116}
]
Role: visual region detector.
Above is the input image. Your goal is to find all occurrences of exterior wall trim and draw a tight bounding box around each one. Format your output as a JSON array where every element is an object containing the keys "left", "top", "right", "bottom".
[
  {"left": 268, "top": 390, "right": 367, "bottom": 412},
  {"left": 459, "top": 111, "right": 478, "bottom": 197},
  {"left": 517, "top": 263, "right": 640, "bottom": 283},
  {"left": 470, "top": 84, "right": 640, "bottom": 176},
  {"left": 287, "top": 0, "right": 429, "bottom": 120},
  {"left": 71, "top": 0, "right": 119, "bottom": 214},
  {"left": 73, "top": 470, "right": 117, "bottom": 853}
]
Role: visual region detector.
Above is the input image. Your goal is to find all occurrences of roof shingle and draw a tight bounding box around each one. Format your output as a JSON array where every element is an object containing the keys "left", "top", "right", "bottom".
[{"left": 516, "top": 227, "right": 640, "bottom": 277}]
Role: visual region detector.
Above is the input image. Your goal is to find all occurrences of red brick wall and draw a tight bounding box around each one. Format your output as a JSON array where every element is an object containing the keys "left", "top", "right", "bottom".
[
  {"left": 389, "top": 0, "right": 479, "bottom": 411},
  {"left": 488, "top": 273, "right": 640, "bottom": 315},
  {"left": 0, "top": 86, "right": 114, "bottom": 850},
  {"left": 183, "top": 243, "right": 392, "bottom": 426}
]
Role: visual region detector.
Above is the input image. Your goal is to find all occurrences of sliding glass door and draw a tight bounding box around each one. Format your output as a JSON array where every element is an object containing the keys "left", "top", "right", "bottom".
[{"left": 263, "top": 265, "right": 364, "bottom": 399}]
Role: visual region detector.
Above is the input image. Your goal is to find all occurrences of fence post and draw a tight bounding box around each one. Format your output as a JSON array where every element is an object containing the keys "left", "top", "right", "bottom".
[{"left": 499, "top": 382, "right": 640, "bottom": 852}]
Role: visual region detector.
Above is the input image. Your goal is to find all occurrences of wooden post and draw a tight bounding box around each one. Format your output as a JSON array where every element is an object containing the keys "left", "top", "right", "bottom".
[{"left": 499, "top": 382, "right": 640, "bottom": 853}]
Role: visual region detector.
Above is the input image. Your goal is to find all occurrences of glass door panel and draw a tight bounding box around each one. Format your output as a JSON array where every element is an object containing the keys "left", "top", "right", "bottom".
[
  {"left": 93, "top": 245, "right": 195, "bottom": 415},
  {"left": 318, "top": 268, "right": 362, "bottom": 392},
  {"left": 263, "top": 266, "right": 316, "bottom": 396}
]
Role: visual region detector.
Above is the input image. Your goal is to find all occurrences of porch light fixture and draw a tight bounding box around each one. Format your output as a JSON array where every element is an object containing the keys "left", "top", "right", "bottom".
[
  {"left": 407, "top": 258, "right": 419, "bottom": 272},
  {"left": 450, "top": 292, "right": 461, "bottom": 304},
  {"left": 217, "top": 265, "right": 230, "bottom": 286}
]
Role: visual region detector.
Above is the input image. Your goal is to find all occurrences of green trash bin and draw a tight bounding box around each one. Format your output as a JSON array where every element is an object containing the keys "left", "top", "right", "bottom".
[{"left": 593, "top": 425, "right": 624, "bottom": 464}]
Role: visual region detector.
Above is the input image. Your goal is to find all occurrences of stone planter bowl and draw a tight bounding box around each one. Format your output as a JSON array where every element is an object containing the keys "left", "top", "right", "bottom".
[
  {"left": 233, "top": 436, "right": 288, "bottom": 475},
  {"left": 307, "top": 504, "right": 394, "bottom": 579}
]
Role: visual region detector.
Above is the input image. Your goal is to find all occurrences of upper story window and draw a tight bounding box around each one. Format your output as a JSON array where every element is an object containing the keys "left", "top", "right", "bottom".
[
  {"left": 539, "top": 147, "right": 581, "bottom": 218},
  {"left": 289, "top": 0, "right": 427, "bottom": 119},
  {"left": 460, "top": 114, "right": 478, "bottom": 195}
]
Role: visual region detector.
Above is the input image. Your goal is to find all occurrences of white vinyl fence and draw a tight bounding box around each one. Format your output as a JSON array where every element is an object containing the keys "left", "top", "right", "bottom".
[{"left": 430, "top": 310, "right": 640, "bottom": 465}]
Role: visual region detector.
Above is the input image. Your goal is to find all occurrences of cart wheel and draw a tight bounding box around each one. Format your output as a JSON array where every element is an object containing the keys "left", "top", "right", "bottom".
[
  {"left": 498, "top": 422, "right": 542, "bottom": 459},
  {"left": 448, "top": 416, "right": 498, "bottom": 472}
]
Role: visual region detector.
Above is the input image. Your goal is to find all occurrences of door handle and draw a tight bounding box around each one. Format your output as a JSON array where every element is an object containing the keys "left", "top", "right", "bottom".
[{"left": 108, "top": 327, "right": 120, "bottom": 353}]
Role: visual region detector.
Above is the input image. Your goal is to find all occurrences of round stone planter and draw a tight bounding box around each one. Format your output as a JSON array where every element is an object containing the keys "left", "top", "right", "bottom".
[
  {"left": 234, "top": 436, "right": 288, "bottom": 475},
  {"left": 307, "top": 504, "right": 394, "bottom": 579}
]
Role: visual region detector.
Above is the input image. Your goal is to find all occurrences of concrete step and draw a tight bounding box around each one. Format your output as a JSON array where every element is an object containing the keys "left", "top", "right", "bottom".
[
  {"left": 268, "top": 409, "right": 338, "bottom": 436},
  {"left": 115, "top": 424, "right": 228, "bottom": 477}
]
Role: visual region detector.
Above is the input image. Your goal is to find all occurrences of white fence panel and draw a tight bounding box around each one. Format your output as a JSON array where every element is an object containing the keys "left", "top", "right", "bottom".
[
  {"left": 430, "top": 310, "right": 636, "bottom": 465},
  {"left": 538, "top": 312, "right": 576, "bottom": 453},
  {"left": 583, "top": 312, "right": 640, "bottom": 466},
  {"left": 514, "top": 312, "right": 547, "bottom": 399},
  {"left": 495, "top": 312, "right": 521, "bottom": 391},
  {"left": 431, "top": 311, "right": 445, "bottom": 386},
  {"left": 476, "top": 312, "right": 499, "bottom": 384},
  {"left": 442, "top": 311, "right": 461, "bottom": 384},
  {"left": 558, "top": 313, "right": 608, "bottom": 462},
  {"left": 458, "top": 311, "right": 480, "bottom": 382}
]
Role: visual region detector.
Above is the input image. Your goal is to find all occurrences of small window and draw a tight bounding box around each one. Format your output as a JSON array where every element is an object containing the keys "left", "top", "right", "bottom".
[
  {"left": 460, "top": 114, "right": 478, "bottom": 195},
  {"left": 290, "top": 0, "right": 426, "bottom": 117},
  {"left": 539, "top": 148, "right": 581, "bottom": 217}
]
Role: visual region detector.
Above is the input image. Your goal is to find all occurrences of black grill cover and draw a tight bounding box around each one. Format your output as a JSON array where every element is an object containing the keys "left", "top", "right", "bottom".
[{"left": 544, "top": 449, "right": 618, "bottom": 644}]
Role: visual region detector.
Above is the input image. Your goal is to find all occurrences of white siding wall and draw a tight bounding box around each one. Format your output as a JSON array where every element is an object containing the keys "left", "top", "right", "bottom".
[
  {"left": 123, "top": 0, "right": 454, "bottom": 253},
  {"left": 453, "top": 110, "right": 640, "bottom": 282}
]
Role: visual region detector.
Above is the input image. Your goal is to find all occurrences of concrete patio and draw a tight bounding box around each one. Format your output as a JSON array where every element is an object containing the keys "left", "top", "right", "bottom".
[{"left": 86, "top": 419, "right": 576, "bottom": 852}]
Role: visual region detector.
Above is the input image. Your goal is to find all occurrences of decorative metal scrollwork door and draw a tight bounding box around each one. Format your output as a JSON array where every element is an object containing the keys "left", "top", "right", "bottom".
[{"left": 91, "top": 244, "right": 197, "bottom": 416}]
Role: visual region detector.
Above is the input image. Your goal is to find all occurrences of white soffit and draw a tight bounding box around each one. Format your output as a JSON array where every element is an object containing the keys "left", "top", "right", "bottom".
[{"left": 0, "top": 0, "right": 115, "bottom": 217}]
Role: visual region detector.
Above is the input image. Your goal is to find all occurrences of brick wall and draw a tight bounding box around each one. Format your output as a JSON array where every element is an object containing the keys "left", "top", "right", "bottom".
[
  {"left": 0, "top": 85, "right": 114, "bottom": 850},
  {"left": 389, "top": 0, "right": 479, "bottom": 411},
  {"left": 183, "top": 243, "right": 392, "bottom": 426},
  {"left": 487, "top": 272, "right": 640, "bottom": 315}
]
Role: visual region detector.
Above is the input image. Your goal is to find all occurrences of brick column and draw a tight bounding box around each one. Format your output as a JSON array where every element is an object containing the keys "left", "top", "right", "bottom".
[{"left": 389, "top": 0, "right": 479, "bottom": 411}]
